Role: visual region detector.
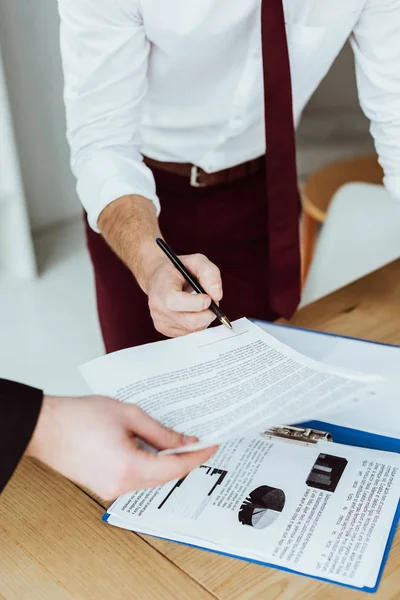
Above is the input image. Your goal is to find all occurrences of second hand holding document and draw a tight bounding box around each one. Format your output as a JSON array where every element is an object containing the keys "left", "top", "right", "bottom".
[{"left": 80, "top": 318, "right": 397, "bottom": 453}]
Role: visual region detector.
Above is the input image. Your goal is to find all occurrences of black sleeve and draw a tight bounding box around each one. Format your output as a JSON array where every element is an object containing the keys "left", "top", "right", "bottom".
[{"left": 0, "top": 379, "right": 43, "bottom": 494}]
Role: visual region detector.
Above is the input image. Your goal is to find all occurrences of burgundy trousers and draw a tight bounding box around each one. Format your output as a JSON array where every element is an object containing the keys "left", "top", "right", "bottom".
[{"left": 85, "top": 165, "right": 279, "bottom": 354}]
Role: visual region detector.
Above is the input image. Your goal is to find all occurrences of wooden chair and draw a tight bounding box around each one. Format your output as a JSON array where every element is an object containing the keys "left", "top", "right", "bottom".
[{"left": 301, "top": 154, "right": 384, "bottom": 285}]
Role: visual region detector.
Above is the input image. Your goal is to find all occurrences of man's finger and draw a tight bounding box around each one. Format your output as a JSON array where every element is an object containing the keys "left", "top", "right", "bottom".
[
  {"left": 155, "top": 308, "right": 215, "bottom": 337},
  {"left": 164, "top": 289, "right": 211, "bottom": 313},
  {"left": 178, "top": 310, "right": 216, "bottom": 331},
  {"left": 182, "top": 254, "right": 223, "bottom": 301},
  {"left": 124, "top": 405, "right": 198, "bottom": 450}
]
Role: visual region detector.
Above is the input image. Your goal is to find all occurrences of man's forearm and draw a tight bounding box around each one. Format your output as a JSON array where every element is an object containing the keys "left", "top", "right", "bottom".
[{"left": 98, "top": 195, "right": 168, "bottom": 293}]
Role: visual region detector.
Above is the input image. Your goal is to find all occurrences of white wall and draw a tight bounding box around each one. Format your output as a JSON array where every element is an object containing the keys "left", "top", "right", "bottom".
[
  {"left": 0, "top": 0, "right": 80, "bottom": 232},
  {"left": 297, "top": 42, "right": 374, "bottom": 181},
  {"left": 308, "top": 42, "right": 361, "bottom": 111},
  {"left": 0, "top": 48, "right": 37, "bottom": 278}
]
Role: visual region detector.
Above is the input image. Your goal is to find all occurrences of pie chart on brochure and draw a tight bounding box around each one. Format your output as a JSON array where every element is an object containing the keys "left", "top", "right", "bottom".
[{"left": 238, "top": 485, "right": 286, "bottom": 530}]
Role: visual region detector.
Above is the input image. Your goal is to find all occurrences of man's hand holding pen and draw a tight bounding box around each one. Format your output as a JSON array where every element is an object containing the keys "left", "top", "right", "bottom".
[
  {"left": 98, "top": 196, "right": 231, "bottom": 339},
  {"left": 146, "top": 250, "right": 225, "bottom": 338}
]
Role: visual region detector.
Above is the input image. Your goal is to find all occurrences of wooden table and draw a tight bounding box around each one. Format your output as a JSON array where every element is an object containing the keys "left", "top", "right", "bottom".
[{"left": 1, "top": 260, "right": 400, "bottom": 600}]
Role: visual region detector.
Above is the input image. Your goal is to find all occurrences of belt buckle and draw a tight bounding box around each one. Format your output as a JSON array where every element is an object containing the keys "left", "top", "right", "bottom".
[{"left": 190, "top": 165, "right": 206, "bottom": 188}]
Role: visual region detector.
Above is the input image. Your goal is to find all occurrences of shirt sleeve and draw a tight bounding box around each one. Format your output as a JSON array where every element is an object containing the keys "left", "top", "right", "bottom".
[
  {"left": 0, "top": 379, "right": 43, "bottom": 494},
  {"left": 58, "top": 0, "right": 160, "bottom": 232},
  {"left": 351, "top": 0, "right": 400, "bottom": 201}
]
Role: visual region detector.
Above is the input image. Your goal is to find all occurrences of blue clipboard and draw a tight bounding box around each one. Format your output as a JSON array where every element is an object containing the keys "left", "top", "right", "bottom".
[
  {"left": 102, "top": 421, "right": 400, "bottom": 593},
  {"left": 103, "top": 325, "right": 400, "bottom": 594}
]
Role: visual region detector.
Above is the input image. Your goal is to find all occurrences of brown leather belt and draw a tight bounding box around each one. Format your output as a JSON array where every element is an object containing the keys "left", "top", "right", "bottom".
[{"left": 143, "top": 156, "right": 264, "bottom": 188}]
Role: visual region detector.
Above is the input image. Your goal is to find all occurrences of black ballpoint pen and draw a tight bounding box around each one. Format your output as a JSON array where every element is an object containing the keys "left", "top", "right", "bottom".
[{"left": 156, "top": 238, "right": 233, "bottom": 330}]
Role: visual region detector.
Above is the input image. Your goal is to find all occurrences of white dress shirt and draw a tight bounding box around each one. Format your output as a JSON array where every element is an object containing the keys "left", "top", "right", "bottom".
[{"left": 58, "top": 0, "right": 400, "bottom": 231}]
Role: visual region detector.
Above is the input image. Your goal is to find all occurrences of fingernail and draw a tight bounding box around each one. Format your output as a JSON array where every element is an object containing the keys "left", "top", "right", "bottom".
[
  {"left": 210, "top": 284, "right": 222, "bottom": 299},
  {"left": 203, "top": 297, "right": 211, "bottom": 310},
  {"left": 184, "top": 435, "right": 198, "bottom": 444}
]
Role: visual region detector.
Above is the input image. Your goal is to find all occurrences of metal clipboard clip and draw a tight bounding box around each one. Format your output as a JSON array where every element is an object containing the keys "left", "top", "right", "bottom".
[{"left": 263, "top": 425, "right": 333, "bottom": 445}]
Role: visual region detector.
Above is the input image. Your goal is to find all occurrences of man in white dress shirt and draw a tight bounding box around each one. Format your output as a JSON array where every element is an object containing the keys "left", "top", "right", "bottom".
[{"left": 58, "top": 0, "right": 400, "bottom": 352}]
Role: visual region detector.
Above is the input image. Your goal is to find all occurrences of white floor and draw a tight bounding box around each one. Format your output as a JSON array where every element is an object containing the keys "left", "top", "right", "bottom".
[{"left": 0, "top": 218, "right": 104, "bottom": 396}]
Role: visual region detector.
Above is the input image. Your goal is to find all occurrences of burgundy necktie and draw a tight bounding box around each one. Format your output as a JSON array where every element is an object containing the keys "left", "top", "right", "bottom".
[{"left": 261, "top": 0, "right": 301, "bottom": 319}]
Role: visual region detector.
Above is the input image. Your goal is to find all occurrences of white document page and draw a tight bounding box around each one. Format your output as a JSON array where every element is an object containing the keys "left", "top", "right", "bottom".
[
  {"left": 80, "top": 318, "right": 398, "bottom": 452},
  {"left": 105, "top": 434, "right": 400, "bottom": 589},
  {"left": 257, "top": 321, "right": 400, "bottom": 438}
]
